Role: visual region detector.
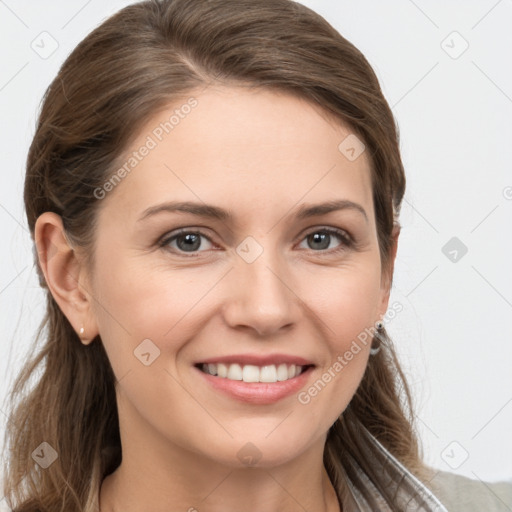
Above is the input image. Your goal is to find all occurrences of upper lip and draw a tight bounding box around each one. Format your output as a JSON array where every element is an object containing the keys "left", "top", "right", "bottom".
[{"left": 196, "top": 353, "right": 315, "bottom": 367}]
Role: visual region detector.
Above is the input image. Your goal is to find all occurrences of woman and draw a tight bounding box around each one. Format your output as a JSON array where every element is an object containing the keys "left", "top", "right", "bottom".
[{"left": 2, "top": 0, "right": 510, "bottom": 511}]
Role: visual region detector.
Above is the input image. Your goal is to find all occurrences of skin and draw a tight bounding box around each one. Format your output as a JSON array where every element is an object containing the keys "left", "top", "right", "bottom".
[{"left": 36, "top": 85, "right": 399, "bottom": 512}]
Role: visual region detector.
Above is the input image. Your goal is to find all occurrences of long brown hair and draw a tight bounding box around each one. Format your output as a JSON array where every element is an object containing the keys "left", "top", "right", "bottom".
[{"left": 3, "top": 0, "right": 428, "bottom": 510}]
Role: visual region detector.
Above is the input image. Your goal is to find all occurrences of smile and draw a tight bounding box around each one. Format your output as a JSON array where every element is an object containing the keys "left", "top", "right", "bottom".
[{"left": 197, "top": 362, "right": 310, "bottom": 383}]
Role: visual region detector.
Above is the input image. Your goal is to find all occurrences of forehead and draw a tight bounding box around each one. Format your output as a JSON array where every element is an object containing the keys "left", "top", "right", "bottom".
[{"left": 97, "top": 85, "right": 374, "bottom": 226}]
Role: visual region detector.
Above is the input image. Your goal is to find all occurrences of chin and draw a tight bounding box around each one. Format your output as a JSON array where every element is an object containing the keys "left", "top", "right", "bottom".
[{"left": 197, "top": 429, "right": 319, "bottom": 469}]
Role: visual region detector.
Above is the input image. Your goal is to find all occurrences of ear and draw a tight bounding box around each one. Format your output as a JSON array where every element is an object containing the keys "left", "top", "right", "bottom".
[
  {"left": 34, "top": 212, "right": 99, "bottom": 345},
  {"left": 378, "top": 223, "right": 400, "bottom": 320}
]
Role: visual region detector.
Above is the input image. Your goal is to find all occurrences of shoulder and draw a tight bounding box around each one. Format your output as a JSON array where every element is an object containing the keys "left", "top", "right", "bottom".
[{"left": 425, "top": 469, "right": 512, "bottom": 512}]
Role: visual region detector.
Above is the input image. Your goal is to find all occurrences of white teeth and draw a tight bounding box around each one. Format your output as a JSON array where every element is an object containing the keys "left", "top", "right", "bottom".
[
  {"left": 227, "top": 363, "right": 243, "bottom": 380},
  {"left": 242, "top": 365, "right": 260, "bottom": 383},
  {"left": 200, "top": 362, "right": 306, "bottom": 382},
  {"left": 217, "top": 363, "right": 228, "bottom": 378},
  {"left": 260, "top": 365, "right": 277, "bottom": 382},
  {"left": 276, "top": 363, "right": 289, "bottom": 381}
]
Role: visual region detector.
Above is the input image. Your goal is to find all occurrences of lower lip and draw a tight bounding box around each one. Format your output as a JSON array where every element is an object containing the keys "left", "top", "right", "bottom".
[{"left": 194, "top": 365, "right": 315, "bottom": 404}]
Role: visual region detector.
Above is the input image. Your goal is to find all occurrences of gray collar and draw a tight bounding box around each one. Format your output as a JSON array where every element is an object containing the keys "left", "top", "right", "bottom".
[{"left": 345, "top": 429, "right": 449, "bottom": 511}]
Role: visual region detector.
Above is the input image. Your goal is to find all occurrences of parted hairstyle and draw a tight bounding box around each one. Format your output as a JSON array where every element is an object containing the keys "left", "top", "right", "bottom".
[{"left": 3, "top": 0, "right": 429, "bottom": 510}]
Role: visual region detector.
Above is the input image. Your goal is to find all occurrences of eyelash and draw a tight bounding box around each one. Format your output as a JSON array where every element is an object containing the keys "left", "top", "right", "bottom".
[{"left": 157, "top": 227, "right": 354, "bottom": 257}]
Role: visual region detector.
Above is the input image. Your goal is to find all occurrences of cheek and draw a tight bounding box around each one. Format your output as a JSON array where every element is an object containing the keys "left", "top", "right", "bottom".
[
  {"left": 307, "top": 260, "right": 383, "bottom": 345},
  {"left": 90, "top": 255, "right": 215, "bottom": 372},
  {"left": 297, "top": 262, "right": 382, "bottom": 414},
  {"left": 332, "top": 278, "right": 381, "bottom": 345}
]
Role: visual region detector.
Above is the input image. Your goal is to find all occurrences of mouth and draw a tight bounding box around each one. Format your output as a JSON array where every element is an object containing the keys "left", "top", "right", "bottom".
[
  {"left": 195, "top": 362, "right": 314, "bottom": 383},
  {"left": 193, "top": 356, "right": 316, "bottom": 404}
]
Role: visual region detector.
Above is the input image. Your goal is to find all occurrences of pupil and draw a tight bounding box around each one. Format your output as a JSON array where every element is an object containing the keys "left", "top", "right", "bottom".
[
  {"left": 179, "top": 233, "right": 200, "bottom": 252},
  {"left": 310, "top": 232, "right": 329, "bottom": 250}
]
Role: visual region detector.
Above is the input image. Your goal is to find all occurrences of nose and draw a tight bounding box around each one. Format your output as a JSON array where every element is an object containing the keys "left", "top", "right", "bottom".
[{"left": 222, "top": 249, "right": 301, "bottom": 337}]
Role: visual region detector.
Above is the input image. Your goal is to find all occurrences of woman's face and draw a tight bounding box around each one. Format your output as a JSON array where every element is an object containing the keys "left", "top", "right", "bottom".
[{"left": 85, "top": 85, "right": 393, "bottom": 468}]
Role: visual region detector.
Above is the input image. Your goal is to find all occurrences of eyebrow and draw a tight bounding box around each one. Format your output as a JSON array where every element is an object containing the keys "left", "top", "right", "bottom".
[{"left": 137, "top": 199, "right": 368, "bottom": 224}]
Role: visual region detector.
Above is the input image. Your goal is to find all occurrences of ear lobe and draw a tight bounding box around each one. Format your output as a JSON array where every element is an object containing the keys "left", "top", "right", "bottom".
[{"left": 34, "top": 212, "right": 99, "bottom": 344}]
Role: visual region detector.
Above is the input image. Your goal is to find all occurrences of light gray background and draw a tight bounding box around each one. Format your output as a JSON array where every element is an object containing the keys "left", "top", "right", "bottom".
[{"left": 1, "top": 0, "right": 511, "bottom": 493}]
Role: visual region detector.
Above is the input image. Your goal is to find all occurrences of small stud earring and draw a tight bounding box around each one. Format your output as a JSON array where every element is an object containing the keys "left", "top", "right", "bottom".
[
  {"left": 79, "top": 326, "right": 85, "bottom": 336},
  {"left": 370, "top": 320, "right": 384, "bottom": 356}
]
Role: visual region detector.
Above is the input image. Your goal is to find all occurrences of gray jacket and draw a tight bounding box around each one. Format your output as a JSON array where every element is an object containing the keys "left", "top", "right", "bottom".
[
  {"left": 346, "top": 430, "right": 512, "bottom": 511},
  {"left": 427, "top": 469, "right": 512, "bottom": 512}
]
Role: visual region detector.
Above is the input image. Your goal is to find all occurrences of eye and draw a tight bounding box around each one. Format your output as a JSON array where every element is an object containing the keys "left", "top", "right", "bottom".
[
  {"left": 158, "top": 226, "right": 354, "bottom": 257},
  {"left": 298, "top": 227, "right": 353, "bottom": 253},
  {"left": 158, "top": 229, "right": 215, "bottom": 255}
]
